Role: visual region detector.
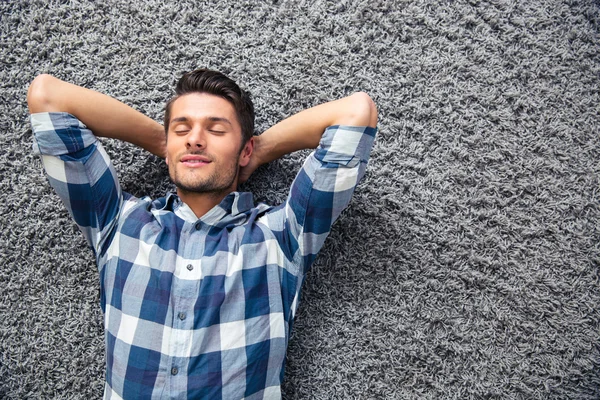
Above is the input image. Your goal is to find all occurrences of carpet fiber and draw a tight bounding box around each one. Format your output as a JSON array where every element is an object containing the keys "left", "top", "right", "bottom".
[{"left": 1, "top": 0, "right": 599, "bottom": 398}]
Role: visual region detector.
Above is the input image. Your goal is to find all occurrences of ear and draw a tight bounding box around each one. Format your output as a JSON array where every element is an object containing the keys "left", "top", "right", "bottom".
[{"left": 238, "top": 137, "right": 254, "bottom": 167}]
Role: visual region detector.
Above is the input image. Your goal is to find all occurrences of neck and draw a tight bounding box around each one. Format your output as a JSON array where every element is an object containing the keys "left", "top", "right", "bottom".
[{"left": 177, "top": 188, "right": 234, "bottom": 218}]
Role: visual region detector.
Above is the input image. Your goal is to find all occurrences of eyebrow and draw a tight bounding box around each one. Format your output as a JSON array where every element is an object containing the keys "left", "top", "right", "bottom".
[{"left": 169, "top": 116, "right": 233, "bottom": 126}]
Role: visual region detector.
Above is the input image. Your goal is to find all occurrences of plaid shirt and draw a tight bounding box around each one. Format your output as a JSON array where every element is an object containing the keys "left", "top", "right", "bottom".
[{"left": 31, "top": 112, "right": 376, "bottom": 400}]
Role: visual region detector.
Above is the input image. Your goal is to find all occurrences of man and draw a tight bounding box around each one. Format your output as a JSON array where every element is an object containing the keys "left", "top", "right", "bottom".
[{"left": 27, "top": 69, "right": 377, "bottom": 399}]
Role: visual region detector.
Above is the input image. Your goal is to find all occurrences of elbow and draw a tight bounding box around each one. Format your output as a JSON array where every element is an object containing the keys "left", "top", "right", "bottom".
[
  {"left": 27, "top": 74, "right": 58, "bottom": 114},
  {"left": 337, "top": 92, "right": 378, "bottom": 128}
]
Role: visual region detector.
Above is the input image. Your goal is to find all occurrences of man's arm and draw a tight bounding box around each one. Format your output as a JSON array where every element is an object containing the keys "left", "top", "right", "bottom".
[
  {"left": 239, "top": 92, "right": 378, "bottom": 183},
  {"left": 27, "top": 74, "right": 166, "bottom": 158},
  {"left": 254, "top": 93, "right": 378, "bottom": 279},
  {"left": 27, "top": 74, "right": 164, "bottom": 255}
]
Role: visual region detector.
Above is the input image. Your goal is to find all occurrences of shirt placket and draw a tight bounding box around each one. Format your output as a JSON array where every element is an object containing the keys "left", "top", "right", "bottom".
[{"left": 167, "top": 220, "right": 205, "bottom": 398}]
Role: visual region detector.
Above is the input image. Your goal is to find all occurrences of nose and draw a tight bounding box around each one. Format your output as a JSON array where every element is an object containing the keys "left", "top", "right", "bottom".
[{"left": 186, "top": 127, "right": 206, "bottom": 149}]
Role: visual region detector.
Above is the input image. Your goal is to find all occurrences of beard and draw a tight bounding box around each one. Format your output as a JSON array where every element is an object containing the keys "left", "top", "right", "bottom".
[{"left": 169, "top": 151, "right": 239, "bottom": 196}]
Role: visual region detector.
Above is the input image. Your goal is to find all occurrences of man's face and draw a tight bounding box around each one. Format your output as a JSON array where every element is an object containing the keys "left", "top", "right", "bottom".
[{"left": 165, "top": 93, "right": 250, "bottom": 195}]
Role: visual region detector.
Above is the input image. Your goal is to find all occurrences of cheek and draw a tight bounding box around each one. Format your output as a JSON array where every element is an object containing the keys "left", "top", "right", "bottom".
[
  {"left": 165, "top": 141, "right": 180, "bottom": 165},
  {"left": 214, "top": 139, "right": 240, "bottom": 160}
]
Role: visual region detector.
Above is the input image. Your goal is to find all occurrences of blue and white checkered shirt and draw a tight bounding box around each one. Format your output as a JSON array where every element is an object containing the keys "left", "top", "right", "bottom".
[{"left": 31, "top": 112, "right": 376, "bottom": 400}]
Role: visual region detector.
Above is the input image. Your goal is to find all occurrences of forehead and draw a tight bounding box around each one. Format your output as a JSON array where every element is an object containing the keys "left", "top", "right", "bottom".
[{"left": 169, "top": 93, "right": 239, "bottom": 126}]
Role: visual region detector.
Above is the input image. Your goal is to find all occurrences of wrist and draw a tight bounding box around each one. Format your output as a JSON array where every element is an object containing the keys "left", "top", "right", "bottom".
[{"left": 252, "top": 133, "right": 274, "bottom": 166}]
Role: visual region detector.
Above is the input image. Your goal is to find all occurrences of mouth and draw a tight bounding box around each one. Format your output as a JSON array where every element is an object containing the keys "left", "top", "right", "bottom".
[{"left": 180, "top": 154, "right": 212, "bottom": 167}]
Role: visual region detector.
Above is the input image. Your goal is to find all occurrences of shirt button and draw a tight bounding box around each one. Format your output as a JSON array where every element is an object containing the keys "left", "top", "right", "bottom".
[
  {"left": 186, "top": 264, "right": 193, "bottom": 271},
  {"left": 171, "top": 367, "right": 178, "bottom": 375},
  {"left": 195, "top": 221, "right": 202, "bottom": 230},
  {"left": 178, "top": 312, "right": 186, "bottom": 320}
]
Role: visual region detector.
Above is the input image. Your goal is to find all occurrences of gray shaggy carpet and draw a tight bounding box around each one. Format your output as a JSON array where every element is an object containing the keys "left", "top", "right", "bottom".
[{"left": 1, "top": 0, "right": 599, "bottom": 398}]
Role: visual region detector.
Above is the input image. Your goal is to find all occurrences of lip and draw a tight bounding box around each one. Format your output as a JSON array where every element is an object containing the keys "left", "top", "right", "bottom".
[{"left": 180, "top": 154, "right": 212, "bottom": 167}]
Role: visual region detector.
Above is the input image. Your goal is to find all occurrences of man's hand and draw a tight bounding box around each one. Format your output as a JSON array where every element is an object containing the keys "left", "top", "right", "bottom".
[{"left": 238, "top": 135, "right": 265, "bottom": 185}]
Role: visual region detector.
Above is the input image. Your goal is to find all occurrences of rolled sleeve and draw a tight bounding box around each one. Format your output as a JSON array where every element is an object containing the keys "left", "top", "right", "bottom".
[
  {"left": 314, "top": 125, "right": 377, "bottom": 166},
  {"left": 31, "top": 112, "right": 97, "bottom": 156}
]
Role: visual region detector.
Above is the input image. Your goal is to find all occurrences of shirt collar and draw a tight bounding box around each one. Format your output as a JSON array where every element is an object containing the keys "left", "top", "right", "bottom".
[{"left": 162, "top": 191, "right": 255, "bottom": 225}]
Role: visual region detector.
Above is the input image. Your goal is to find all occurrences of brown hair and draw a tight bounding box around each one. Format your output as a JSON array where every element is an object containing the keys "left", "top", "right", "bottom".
[{"left": 164, "top": 69, "right": 255, "bottom": 143}]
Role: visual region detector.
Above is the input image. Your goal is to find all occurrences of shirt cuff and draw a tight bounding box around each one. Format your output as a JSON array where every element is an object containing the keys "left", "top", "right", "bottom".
[
  {"left": 314, "top": 125, "right": 377, "bottom": 166},
  {"left": 31, "top": 112, "right": 97, "bottom": 156}
]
